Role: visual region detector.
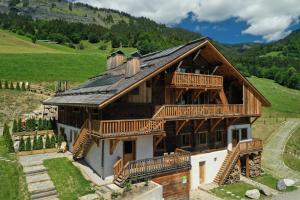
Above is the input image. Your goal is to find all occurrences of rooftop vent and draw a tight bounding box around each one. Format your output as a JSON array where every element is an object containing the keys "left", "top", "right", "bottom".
[{"left": 106, "top": 50, "right": 126, "bottom": 70}]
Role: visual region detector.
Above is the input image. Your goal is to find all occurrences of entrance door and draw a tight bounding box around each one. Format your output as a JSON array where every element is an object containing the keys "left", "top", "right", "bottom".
[
  {"left": 199, "top": 161, "right": 205, "bottom": 184},
  {"left": 123, "top": 140, "right": 136, "bottom": 166},
  {"left": 232, "top": 129, "right": 240, "bottom": 147}
]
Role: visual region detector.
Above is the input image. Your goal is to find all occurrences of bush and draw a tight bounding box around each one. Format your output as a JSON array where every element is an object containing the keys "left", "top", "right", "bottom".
[
  {"left": 19, "top": 136, "right": 25, "bottom": 151},
  {"left": 47, "top": 120, "right": 52, "bottom": 130},
  {"left": 88, "top": 33, "right": 100, "bottom": 43},
  {"left": 50, "top": 135, "right": 56, "bottom": 148},
  {"left": 38, "top": 118, "right": 43, "bottom": 130},
  {"left": 99, "top": 44, "right": 107, "bottom": 50},
  {"left": 27, "top": 82, "right": 30, "bottom": 90},
  {"left": 21, "top": 82, "right": 26, "bottom": 91},
  {"left": 123, "top": 181, "right": 132, "bottom": 193},
  {"left": 25, "top": 137, "right": 31, "bottom": 151},
  {"left": 9, "top": 81, "right": 14, "bottom": 89},
  {"left": 0, "top": 80, "right": 2, "bottom": 89},
  {"left": 78, "top": 42, "right": 85, "bottom": 50},
  {"left": 16, "top": 82, "right": 21, "bottom": 90},
  {"left": 32, "top": 134, "right": 38, "bottom": 150},
  {"left": 4, "top": 80, "right": 8, "bottom": 89},
  {"left": 57, "top": 134, "right": 65, "bottom": 147},
  {"left": 17, "top": 118, "right": 22, "bottom": 132},
  {"left": 37, "top": 135, "right": 44, "bottom": 149},
  {"left": 3, "top": 123, "right": 14, "bottom": 152},
  {"left": 12, "top": 119, "right": 17, "bottom": 133},
  {"left": 111, "top": 191, "right": 121, "bottom": 199},
  {"left": 45, "top": 134, "right": 51, "bottom": 148}
]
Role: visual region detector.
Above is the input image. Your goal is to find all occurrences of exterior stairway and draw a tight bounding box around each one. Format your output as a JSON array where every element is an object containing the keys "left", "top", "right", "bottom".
[
  {"left": 213, "top": 139, "right": 263, "bottom": 185},
  {"left": 73, "top": 120, "right": 93, "bottom": 159}
]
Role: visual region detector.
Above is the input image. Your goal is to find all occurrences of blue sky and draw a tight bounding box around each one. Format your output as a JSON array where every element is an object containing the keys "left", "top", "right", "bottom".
[
  {"left": 177, "top": 14, "right": 300, "bottom": 44},
  {"left": 77, "top": 0, "right": 300, "bottom": 44}
]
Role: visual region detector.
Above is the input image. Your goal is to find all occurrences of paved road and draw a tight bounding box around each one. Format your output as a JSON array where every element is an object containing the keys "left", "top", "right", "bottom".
[
  {"left": 272, "top": 188, "right": 300, "bottom": 200},
  {"left": 262, "top": 119, "right": 300, "bottom": 184}
]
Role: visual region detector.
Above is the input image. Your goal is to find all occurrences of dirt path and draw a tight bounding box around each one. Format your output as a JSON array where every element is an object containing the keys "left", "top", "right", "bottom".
[{"left": 262, "top": 119, "right": 300, "bottom": 184}]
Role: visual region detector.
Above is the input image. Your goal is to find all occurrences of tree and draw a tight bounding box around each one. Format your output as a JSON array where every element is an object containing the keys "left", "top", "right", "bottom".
[
  {"left": 16, "top": 82, "right": 21, "bottom": 90},
  {"left": 22, "top": 0, "right": 29, "bottom": 7},
  {"left": 57, "top": 134, "right": 65, "bottom": 147},
  {"left": 47, "top": 120, "right": 52, "bottom": 130},
  {"left": 45, "top": 135, "right": 51, "bottom": 148},
  {"left": 17, "top": 118, "right": 23, "bottom": 132},
  {"left": 21, "top": 82, "right": 26, "bottom": 91},
  {"left": 43, "top": 119, "right": 47, "bottom": 130},
  {"left": 12, "top": 119, "right": 17, "bottom": 133},
  {"left": 32, "top": 134, "right": 38, "bottom": 150},
  {"left": 38, "top": 118, "right": 43, "bottom": 130},
  {"left": 78, "top": 42, "right": 85, "bottom": 50},
  {"left": 27, "top": 82, "right": 30, "bottom": 91},
  {"left": 9, "top": 0, "right": 20, "bottom": 7},
  {"left": 88, "top": 33, "right": 99, "bottom": 43},
  {"left": 31, "top": 35, "right": 37, "bottom": 44},
  {"left": 0, "top": 80, "right": 2, "bottom": 89},
  {"left": 37, "top": 135, "right": 44, "bottom": 149},
  {"left": 9, "top": 81, "right": 14, "bottom": 90},
  {"left": 4, "top": 80, "right": 8, "bottom": 89},
  {"left": 68, "top": 3, "right": 73, "bottom": 11},
  {"left": 19, "top": 136, "right": 25, "bottom": 151},
  {"left": 25, "top": 137, "right": 31, "bottom": 151}
]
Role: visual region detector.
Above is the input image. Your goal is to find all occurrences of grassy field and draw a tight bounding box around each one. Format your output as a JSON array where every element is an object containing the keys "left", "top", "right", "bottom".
[
  {"left": 0, "top": 137, "right": 30, "bottom": 200},
  {"left": 44, "top": 157, "right": 93, "bottom": 200},
  {"left": 283, "top": 126, "right": 300, "bottom": 172},
  {"left": 0, "top": 29, "right": 136, "bottom": 83}
]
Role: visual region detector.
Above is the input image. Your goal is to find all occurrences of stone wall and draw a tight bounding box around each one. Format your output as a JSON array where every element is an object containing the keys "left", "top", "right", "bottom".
[
  {"left": 224, "top": 162, "right": 240, "bottom": 184},
  {"left": 249, "top": 152, "right": 262, "bottom": 177}
]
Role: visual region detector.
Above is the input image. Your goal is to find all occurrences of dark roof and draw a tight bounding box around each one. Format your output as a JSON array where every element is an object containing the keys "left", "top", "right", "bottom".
[{"left": 44, "top": 38, "right": 208, "bottom": 106}]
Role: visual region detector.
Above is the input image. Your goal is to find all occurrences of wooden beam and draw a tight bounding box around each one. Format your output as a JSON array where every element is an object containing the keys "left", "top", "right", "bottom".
[
  {"left": 175, "top": 89, "right": 185, "bottom": 102},
  {"left": 193, "top": 49, "right": 202, "bottom": 61},
  {"left": 194, "top": 119, "right": 206, "bottom": 133},
  {"left": 226, "top": 117, "right": 239, "bottom": 129},
  {"left": 176, "top": 120, "right": 188, "bottom": 135},
  {"left": 211, "top": 118, "right": 223, "bottom": 132},
  {"left": 177, "top": 60, "right": 183, "bottom": 69},
  {"left": 110, "top": 139, "right": 120, "bottom": 155},
  {"left": 245, "top": 154, "right": 250, "bottom": 177},
  {"left": 211, "top": 65, "right": 219, "bottom": 75},
  {"left": 251, "top": 117, "right": 259, "bottom": 125},
  {"left": 219, "top": 88, "right": 228, "bottom": 105},
  {"left": 192, "top": 90, "right": 203, "bottom": 103}
]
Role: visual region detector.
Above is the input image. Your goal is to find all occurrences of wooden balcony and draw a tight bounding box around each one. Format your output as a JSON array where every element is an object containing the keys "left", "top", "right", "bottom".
[
  {"left": 113, "top": 148, "right": 191, "bottom": 186},
  {"left": 153, "top": 104, "right": 260, "bottom": 120},
  {"left": 170, "top": 72, "right": 223, "bottom": 89},
  {"left": 89, "top": 119, "right": 165, "bottom": 139},
  {"left": 239, "top": 138, "right": 263, "bottom": 154}
]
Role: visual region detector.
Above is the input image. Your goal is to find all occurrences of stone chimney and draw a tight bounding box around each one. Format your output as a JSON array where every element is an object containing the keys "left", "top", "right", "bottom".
[
  {"left": 106, "top": 50, "right": 126, "bottom": 70},
  {"left": 125, "top": 56, "right": 141, "bottom": 78}
]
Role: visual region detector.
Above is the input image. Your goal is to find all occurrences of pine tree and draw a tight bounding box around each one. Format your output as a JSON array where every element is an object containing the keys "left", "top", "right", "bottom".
[
  {"left": 21, "top": 82, "right": 26, "bottom": 91},
  {"left": 0, "top": 80, "right": 2, "bottom": 89},
  {"left": 45, "top": 134, "right": 51, "bottom": 148},
  {"left": 4, "top": 80, "right": 8, "bottom": 89},
  {"left": 12, "top": 119, "right": 17, "bottom": 133},
  {"left": 9, "top": 81, "right": 14, "bottom": 90},
  {"left": 57, "top": 134, "right": 64, "bottom": 147},
  {"left": 38, "top": 118, "right": 43, "bottom": 130},
  {"left": 47, "top": 120, "right": 52, "bottom": 130},
  {"left": 32, "top": 134, "right": 38, "bottom": 150},
  {"left": 25, "top": 137, "right": 31, "bottom": 151},
  {"left": 37, "top": 135, "right": 44, "bottom": 149},
  {"left": 7, "top": 133, "right": 14, "bottom": 153},
  {"left": 50, "top": 135, "right": 56, "bottom": 148},
  {"left": 16, "top": 82, "right": 21, "bottom": 90},
  {"left": 27, "top": 82, "right": 30, "bottom": 91},
  {"left": 19, "top": 136, "right": 25, "bottom": 151},
  {"left": 17, "top": 118, "right": 22, "bottom": 132},
  {"left": 43, "top": 119, "right": 47, "bottom": 130}
]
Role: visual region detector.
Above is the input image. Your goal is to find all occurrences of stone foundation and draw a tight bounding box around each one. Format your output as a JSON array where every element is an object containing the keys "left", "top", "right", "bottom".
[{"left": 224, "top": 162, "right": 240, "bottom": 184}]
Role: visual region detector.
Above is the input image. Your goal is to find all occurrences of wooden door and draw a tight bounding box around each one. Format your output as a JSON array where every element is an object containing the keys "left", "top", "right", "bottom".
[
  {"left": 123, "top": 140, "right": 136, "bottom": 166},
  {"left": 199, "top": 161, "right": 205, "bottom": 184},
  {"left": 232, "top": 129, "right": 239, "bottom": 147}
]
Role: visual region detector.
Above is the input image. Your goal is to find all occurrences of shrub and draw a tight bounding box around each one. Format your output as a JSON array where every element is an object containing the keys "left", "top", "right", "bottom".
[
  {"left": 99, "top": 44, "right": 107, "bottom": 50},
  {"left": 38, "top": 118, "right": 43, "bottom": 130},
  {"left": 50, "top": 135, "right": 56, "bottom": 148},
  {"left": 4, "top": 80, "right": 8, "bottom": 89},
  {"left": 12, "top": 119, "right": 17, "bottom": 133},
  {"left": 31, "top": 35, "right": 37, "bottom": 43},
  {"left": 17, "top": 118, "right": 22, "bottom": 132},
  {"left": 0, "top": 80, "right": 2, "bottom": 89},
  {"left": 37, "top": 135, "right": 44, "bottom": 149},
  {"left": 111, "top": 191, "right": 121, "bottom": 199},
  {"left": 32, "top": 134, "right": 38, "bottom": 150},
  {"left": 19, "top": 136, "right": 25, "bottom": 151},
  {"left": 57, "top": 134, "right": 65, "bottom": 147},
  {"left": 78, "top": 42, "right": 85, "bottom": 50},
  {"left": 21, "top": 82, "right": 26, "bottom": 91},
  {"left": 45, "top": 134, "right": 51, "bottom": 148},
  {"left": 2, "top": 123, "right": 14, "bottom": 152},
  {"left": 16, "top": 82, "right": 21, "bottom": 90},
  {"left": 88, "top": 33, "right": 99, "bottom": 43},
  {"left": 123, "top": 181, "right": 132, "bottom": 193},
  {"left": 27, "top": 82, "right": 30, "bottom": 90},
  {"left": 25, "top": 137, "right": 31, "bottom": 151},
  {"left": 47, "top": 119, "right": 52, "bottom": 130},
  {"left": 9, "top": 81, "right": 14, "bottom": 89}
]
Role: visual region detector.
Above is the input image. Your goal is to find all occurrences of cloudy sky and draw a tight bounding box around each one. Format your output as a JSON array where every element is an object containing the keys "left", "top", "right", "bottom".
[{"left": 75, "top": 0, "right": 300, "bottom": 44}]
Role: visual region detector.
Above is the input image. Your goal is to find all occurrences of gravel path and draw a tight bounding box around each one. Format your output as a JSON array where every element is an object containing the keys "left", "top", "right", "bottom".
[{"left": 262, "top": 119, "right": 300, "bottom": 184}]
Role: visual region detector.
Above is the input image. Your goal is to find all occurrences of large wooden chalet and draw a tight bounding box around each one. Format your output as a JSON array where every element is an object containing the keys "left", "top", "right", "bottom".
[{"left": 44, "top": 38, "right": 270, "bottom": 199}]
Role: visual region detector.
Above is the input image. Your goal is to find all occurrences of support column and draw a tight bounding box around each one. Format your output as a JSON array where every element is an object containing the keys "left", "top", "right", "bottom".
[{"left": 245, "top": 154, "right": 250, "bottom": 177}]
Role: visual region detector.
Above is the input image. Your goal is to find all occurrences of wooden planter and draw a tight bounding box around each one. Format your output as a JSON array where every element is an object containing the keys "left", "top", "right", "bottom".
[{"left": 17, "top": 148, "right": 57, "bottom": 156}]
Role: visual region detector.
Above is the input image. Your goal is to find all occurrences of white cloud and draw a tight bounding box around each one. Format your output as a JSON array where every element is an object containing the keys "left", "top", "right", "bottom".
[{"left": 75, "top": 0, "right": 300, "bottom": 42}]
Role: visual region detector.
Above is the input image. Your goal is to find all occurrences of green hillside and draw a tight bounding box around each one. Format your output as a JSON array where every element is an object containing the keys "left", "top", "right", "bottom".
[{"left": 0, "top": 29, "right": 136, "bottom": 82}]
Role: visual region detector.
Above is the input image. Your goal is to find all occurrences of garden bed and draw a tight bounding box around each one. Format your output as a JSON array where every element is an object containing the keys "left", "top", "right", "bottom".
[{"left": 17, "top": 148, "right": 57, "bottom": 156}]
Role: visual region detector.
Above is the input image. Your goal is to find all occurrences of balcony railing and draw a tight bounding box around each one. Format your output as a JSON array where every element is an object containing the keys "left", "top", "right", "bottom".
[
  {"left": 89, "top": 119, "right": 165, "bottom": 139},
  {"left": 239, "top": 138, "right": 263, "bottom": 154},
  {"left": 170, "top": 72, "right": 223, "bottom": 89},
  {"left": 153, "top": 104, "right": 260, "bottom": 119},
  {"left": 113, "top": 148, "right": 191, "bottom": 186}
]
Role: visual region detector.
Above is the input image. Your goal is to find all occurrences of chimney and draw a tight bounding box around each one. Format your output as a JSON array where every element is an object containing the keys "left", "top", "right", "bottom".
[
  {"left": 125, "top": 56, "right": 141, "bottom": 78},
  {"left": 106, "top": 50, "right": 126, "bottom": 70}
]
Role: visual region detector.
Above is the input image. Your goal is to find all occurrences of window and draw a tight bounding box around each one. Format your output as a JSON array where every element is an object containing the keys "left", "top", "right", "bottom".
[
  {"left": 216, "top": 129, "right": 224, "bottom": 143},
  {"left": 241, "top": 128, "right": 248, "bottom": 140},
  {"left": 180, "top": 133, "right": 191, "bottom": 147},
  {"left": 196, "top": 131, "right": 208, "bottom": 145},
  {"left": 124, "top": 141, "right": 133, "bottom": 154}
]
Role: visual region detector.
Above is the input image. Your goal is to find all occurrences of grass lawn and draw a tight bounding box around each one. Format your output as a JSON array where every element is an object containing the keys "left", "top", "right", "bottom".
[
  {"left": 253, "top": 173, "right": 278, "bottom": 190},
  {"left": 0, "top": 137, "right": 30, "bottom": 200},
  {"left": 210, "top": 182, "right": 259, "bottom": 200},
  {"left": 44, "top": 157, "right": 93, "bottom": 200},
  {"left": 283, "top": 126, "right": 300, "bottom": 172}
]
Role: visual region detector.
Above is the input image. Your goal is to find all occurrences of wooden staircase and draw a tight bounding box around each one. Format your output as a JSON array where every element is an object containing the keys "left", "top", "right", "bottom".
[
  {"left": 73, "top": 120, "right": 93, "bottom": 159},
  {"left": 213, "top": 139, "right": 263, "bottom": 185}
]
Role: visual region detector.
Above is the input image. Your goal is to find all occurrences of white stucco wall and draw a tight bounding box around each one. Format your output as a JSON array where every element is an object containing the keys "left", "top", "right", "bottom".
[
  {"left": 57, "top": 123, "right": 80, "bottom": 152},
  {"left": 85, "top": 142, "right": 104, "bottom": 177},
  {"left": 227, "top": 124, "right": 252, "bottom": 151},
  {"left": 136, "top": 135, "right": 153, "bottom": 160},
  {"left": 190, "top": 149, "right": 227, "bottom": 189}
]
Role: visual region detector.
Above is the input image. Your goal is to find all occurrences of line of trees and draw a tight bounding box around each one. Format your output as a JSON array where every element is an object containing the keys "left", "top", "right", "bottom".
[
  {"left": 18, "top": 134, "right": 65, "bottom": 151},
  {"left": 2, "top": 123, "right": 15, "bottom": 153},
  {"left": 0, "top": 80, "right": 30, "bottom": 91},
  {"left": 12, "top": 118, "right": 54, "bottom": 133}
]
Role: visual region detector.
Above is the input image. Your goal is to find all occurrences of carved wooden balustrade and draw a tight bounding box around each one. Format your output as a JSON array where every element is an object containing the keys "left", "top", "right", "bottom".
[
  {"left": 153, "top": 104, "right": 249, "bottom": 119},
  {"left": 90, "top": 119, "right": 165, "bottom": 139},
  {"left": 214, "top": 138, "right": 263, "bottom": 185},
  {"left": 113, "top": 148, "right": 191, "bottom": 186},
  {"left": 170, "top": 72, "right": 223, "bottom": 89}
]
